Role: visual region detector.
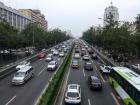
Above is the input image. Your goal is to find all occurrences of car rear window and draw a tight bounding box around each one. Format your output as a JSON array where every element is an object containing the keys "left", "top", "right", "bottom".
[{"left": 67, "top": 92, "right": 79, "bottom": 97}]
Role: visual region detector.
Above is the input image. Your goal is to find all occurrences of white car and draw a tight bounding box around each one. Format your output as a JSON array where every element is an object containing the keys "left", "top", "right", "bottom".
[
  {"left": 100, "top": 64, "right": 112, "bottom": 73},
  {"left": 65, "top": 84, "right": 81, "bottom": 104},
  {"left": 16, "top": 61, "right": 30, "bottom": 70},
  {"left": 47, "top": 61, "right": 57, "bottom": 71},
  {"left": 132, "top": 64, "right": 140, "bottom": 70},
  {"left": 74, "top": 53, "right": 80, "bottom": 59},
  {"left": 45, "top": 54, "right": 53, "bottom": 61},
  {"left": 59, "top": 52, "right": 65, "bottom": 57},
  {"left": 62, "top": 45, "right": 66, "bottom": 48},
  {"left": 53, "top": 50, "right": 59, "bottom": 55},
  {"left": 83, "top": 55, "right": 90, "bottom": 60},
  {"left": 51, "top": 48, "right": 55, "bottom": 52}
]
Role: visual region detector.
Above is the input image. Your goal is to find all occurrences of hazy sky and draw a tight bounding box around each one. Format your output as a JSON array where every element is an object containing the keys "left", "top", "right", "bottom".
[{"left": 0, "top": 0, "right": 140, "bottom": 37}]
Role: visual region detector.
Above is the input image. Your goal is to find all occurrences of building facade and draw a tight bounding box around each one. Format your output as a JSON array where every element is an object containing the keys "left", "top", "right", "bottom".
[
  {"left": 0, "top": 1, "right": 31, "bottom": 31},
  {"left": 103, "top": 2, "right": 119, "bottom": 26},
  {"left": 19, "top": 9, "right": 48, "bottom": 31}
]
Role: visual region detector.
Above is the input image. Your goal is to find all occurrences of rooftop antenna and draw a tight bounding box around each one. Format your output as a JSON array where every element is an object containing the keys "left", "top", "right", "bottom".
[
  {"left": 9, "top": 0, "right": 11, "bottom": 7},
  {"left": 110, "top": 1, "right": 113, "bottom": 6}
]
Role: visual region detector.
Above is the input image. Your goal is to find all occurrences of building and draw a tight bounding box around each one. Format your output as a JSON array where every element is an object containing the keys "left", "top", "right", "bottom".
[
  {"left": 103, "top": 2, "right": 119, "bottom": 26},
  {"left": 0, "top": 1, "right": 31, "bottom": 31},
  {"left": 19, "top": 9, "right": 48, "bottom": 31}
]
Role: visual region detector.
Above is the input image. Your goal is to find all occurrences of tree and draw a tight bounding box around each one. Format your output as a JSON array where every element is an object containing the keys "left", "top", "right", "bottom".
[{"left": 0, "top": 21, "right": 18, "bottom": 50}]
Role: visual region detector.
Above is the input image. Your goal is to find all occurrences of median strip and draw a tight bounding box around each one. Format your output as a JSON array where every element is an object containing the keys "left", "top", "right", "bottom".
[{"left": 34, "top": 44, "right": 74, "bottom": 105}]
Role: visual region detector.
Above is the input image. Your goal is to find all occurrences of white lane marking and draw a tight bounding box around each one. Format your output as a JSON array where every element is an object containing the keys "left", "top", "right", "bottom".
[
  {"left": 94, "top": 65, "right": 97, "bottom": 71},
  {"left": 110, "top": 92, "right": 120, "bottom": 105},
  {"left": 83, "top": 68, "right": 85, "bottom": 77},
  {"left": 38, "top": 65, "right": 47, "bottom": 76},
  {"left": 88, "top": 98, "right": 91, "bottom": 105},
  {"left": 100, "top": 74, "right": 105, "bottom": 83},
  {"left": 5, "top": 95, "right": 16, "bottom": 105}
]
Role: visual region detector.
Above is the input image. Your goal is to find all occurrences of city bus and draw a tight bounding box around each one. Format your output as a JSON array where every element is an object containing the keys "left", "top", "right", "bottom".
[{"left": 109, "top": 67, "right": 140, "bottom": 105}]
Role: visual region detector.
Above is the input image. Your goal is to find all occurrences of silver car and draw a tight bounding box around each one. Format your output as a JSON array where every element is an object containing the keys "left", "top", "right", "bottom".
[{"left": 12, "top": 66, "right": 34, "bottom": 85}]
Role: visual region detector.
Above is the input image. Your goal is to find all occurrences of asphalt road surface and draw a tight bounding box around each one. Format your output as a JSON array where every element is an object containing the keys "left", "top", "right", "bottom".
[
  {"left": 0, "top": 50, "right": 66, "bottom": 105},
  {"left": 62, "top": 43, "right": 124, "bottom": 105}
]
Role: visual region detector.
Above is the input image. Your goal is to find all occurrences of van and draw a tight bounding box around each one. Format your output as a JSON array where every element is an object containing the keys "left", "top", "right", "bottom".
[{"left": 12, "top": 66, "right": 34, "bottom": 85}]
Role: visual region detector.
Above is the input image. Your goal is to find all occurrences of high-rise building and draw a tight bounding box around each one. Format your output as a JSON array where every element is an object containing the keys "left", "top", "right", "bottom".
[
  {"left": 0, "top": 1, "right": 31, "bottom": 31},
  {"left": 19, "top": 9, "right": 48, "bottom": 31},
  {"left": 103, "top": 2, "right": 119, "bottom": 26}
]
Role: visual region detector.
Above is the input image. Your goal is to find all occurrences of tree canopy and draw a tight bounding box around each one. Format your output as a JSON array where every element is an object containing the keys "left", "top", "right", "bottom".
[{"left": 0, "top": 22, "right": 71, "bottom": 50}]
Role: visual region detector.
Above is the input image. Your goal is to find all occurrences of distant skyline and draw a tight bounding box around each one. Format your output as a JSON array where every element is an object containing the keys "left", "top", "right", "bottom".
[{"left": 0, "top": 0, "right": 140, "bottom": 38}]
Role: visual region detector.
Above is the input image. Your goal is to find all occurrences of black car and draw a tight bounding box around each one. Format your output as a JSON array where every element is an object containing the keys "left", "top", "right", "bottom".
[
  {"left": 81, "top": 51, "right": 86, "bottom": 56},
  {"left": 91, "top": 54, "right": 98, "bottom": 60},
  {"left": 88, "top": 76, "right": 102, "bottom": 90},
  {"left": 75, "top": 49, "right": 80, "bottom": 53},
  {"left": 84, "top": 62, "right": 93, "bottom": 70}
]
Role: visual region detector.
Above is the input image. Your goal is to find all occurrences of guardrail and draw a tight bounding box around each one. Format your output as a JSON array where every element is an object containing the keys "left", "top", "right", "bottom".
[{"left": 0, "top": 40, "right": 69, "bottom": 79}]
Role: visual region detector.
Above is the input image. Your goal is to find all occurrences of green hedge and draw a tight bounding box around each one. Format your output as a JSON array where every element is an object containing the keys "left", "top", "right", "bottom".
[{"left": 38, "top": 44, "right": 74, "bottom": 105}]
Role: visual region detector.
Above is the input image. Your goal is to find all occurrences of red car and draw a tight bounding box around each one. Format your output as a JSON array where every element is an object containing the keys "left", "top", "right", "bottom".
[{"left": 37, "top": 53, "right": 46, "bottom": 59}]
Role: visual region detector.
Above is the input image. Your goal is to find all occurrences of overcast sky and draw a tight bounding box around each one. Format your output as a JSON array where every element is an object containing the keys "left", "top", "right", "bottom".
[{"left": 0, "top": 0, "right": 140, "bottom": 38}]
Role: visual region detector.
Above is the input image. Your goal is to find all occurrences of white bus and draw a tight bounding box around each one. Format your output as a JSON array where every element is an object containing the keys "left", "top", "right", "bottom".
[{"left": 109, "top": 67, "right": 140, "bottom": 105}]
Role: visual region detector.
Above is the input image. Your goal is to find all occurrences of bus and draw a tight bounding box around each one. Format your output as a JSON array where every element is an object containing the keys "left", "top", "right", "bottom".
[{"left": 109, "top": 67, "right": 140, "bottom": 105}]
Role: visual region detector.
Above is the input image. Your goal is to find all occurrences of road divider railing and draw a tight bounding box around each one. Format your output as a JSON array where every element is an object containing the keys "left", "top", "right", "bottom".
[
  {"left": 0, "top": 40, "right": 69, "bottom": 79},
  {"left": 35, "top": 44, "right": 74, "bottom": 105}
]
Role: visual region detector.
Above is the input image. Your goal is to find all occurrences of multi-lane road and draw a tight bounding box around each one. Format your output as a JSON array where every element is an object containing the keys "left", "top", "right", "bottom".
[
  {"left": 61, "top": 42, "right": 124, "bottom": 105},
  {"left": 0, "top": 40, "right": 124, "bottom": 105},
  {"left": 0, "top": 49, "right": 65, "bottom": 105}
]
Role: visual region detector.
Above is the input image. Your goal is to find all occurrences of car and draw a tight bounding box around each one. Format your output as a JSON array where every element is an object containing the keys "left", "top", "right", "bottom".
[
  {"left": 12, "top": 66, "right": 34, "bottom": 85},
  {"left": 75, "top": 49, "right": 80, "bottom": 53},
  {"left": 37, "top": 53, "right": 46, "bottom": 59},
  {"left": 84, "top": 61, "right": 93, "bottom": 70},
  {"left": 91, "top": 54, "right": 98, "bottom": 60},
  {"left": 71, "top": 60, "right": 80, "bottom": 69},
  {"left": 88, "top": 48, "right": 93, "bottom": 54},
  {"left": 47, "top": 61, "right": 57, "bottom": 71},
  {"left": 131, "top": 64, "right": 140, "bottom": 70},
  {"left": 64, "top": 48, "right": 67, "bottom": 53},
  {"left": 51, "top": 48, "right": 55, "bottom": 52},
  {"left": 74, "top": 53, "right": 80, "bottom": 59},
  {"left": 65, "top": 84, "right": 81, "bottom": 104},
  {"left": 83, "top": 55, "right": 90, "bottom": 61},
  {"left": 45, "top": 54, "right": 53, "bottom": 62},
  {"left": 62, "top": 45, "right": 66, "bottom": 48},
  {"left": 100, "top": 64, "right": 112, "bottom": 74},
  {"left": 58, "top": 48, "right": 62, "bottom": 52},
  {"left": 81, "top": 48, "right": 85, "bottom": 51},
  {"left": 53, "top": 50, "right": 59, "bottom": 55},
  {"left": 59, "top": 52, "right": 65, "bottom": 57},
  {"left": 81, "top": 51, "right": 86, "bottom": 56},
  {"left": 16, "top": 61, "right": 30, "bottom": 71},
  {"left": 88, "top": 76, "right": 102, "bottom": 90}
]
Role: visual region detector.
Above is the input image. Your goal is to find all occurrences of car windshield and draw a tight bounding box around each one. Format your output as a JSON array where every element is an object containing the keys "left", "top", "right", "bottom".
[
  {"left": 15, "top": 72, "right": 25, "bottom": 77},
  {"left": 49, "top": 62, "right": 55, "bottom": 65},
  {"left": 67, "top": 92, "right": 79, "bottom": 97},
  {"left": 105, "top": 67, "right": 111, "bottom": 70},
  {"left": 73, "top": 61, "right": 78, "bottom": 64},
  {"left": 92, "top": 78, "right": 100, "bottom": 83}
]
